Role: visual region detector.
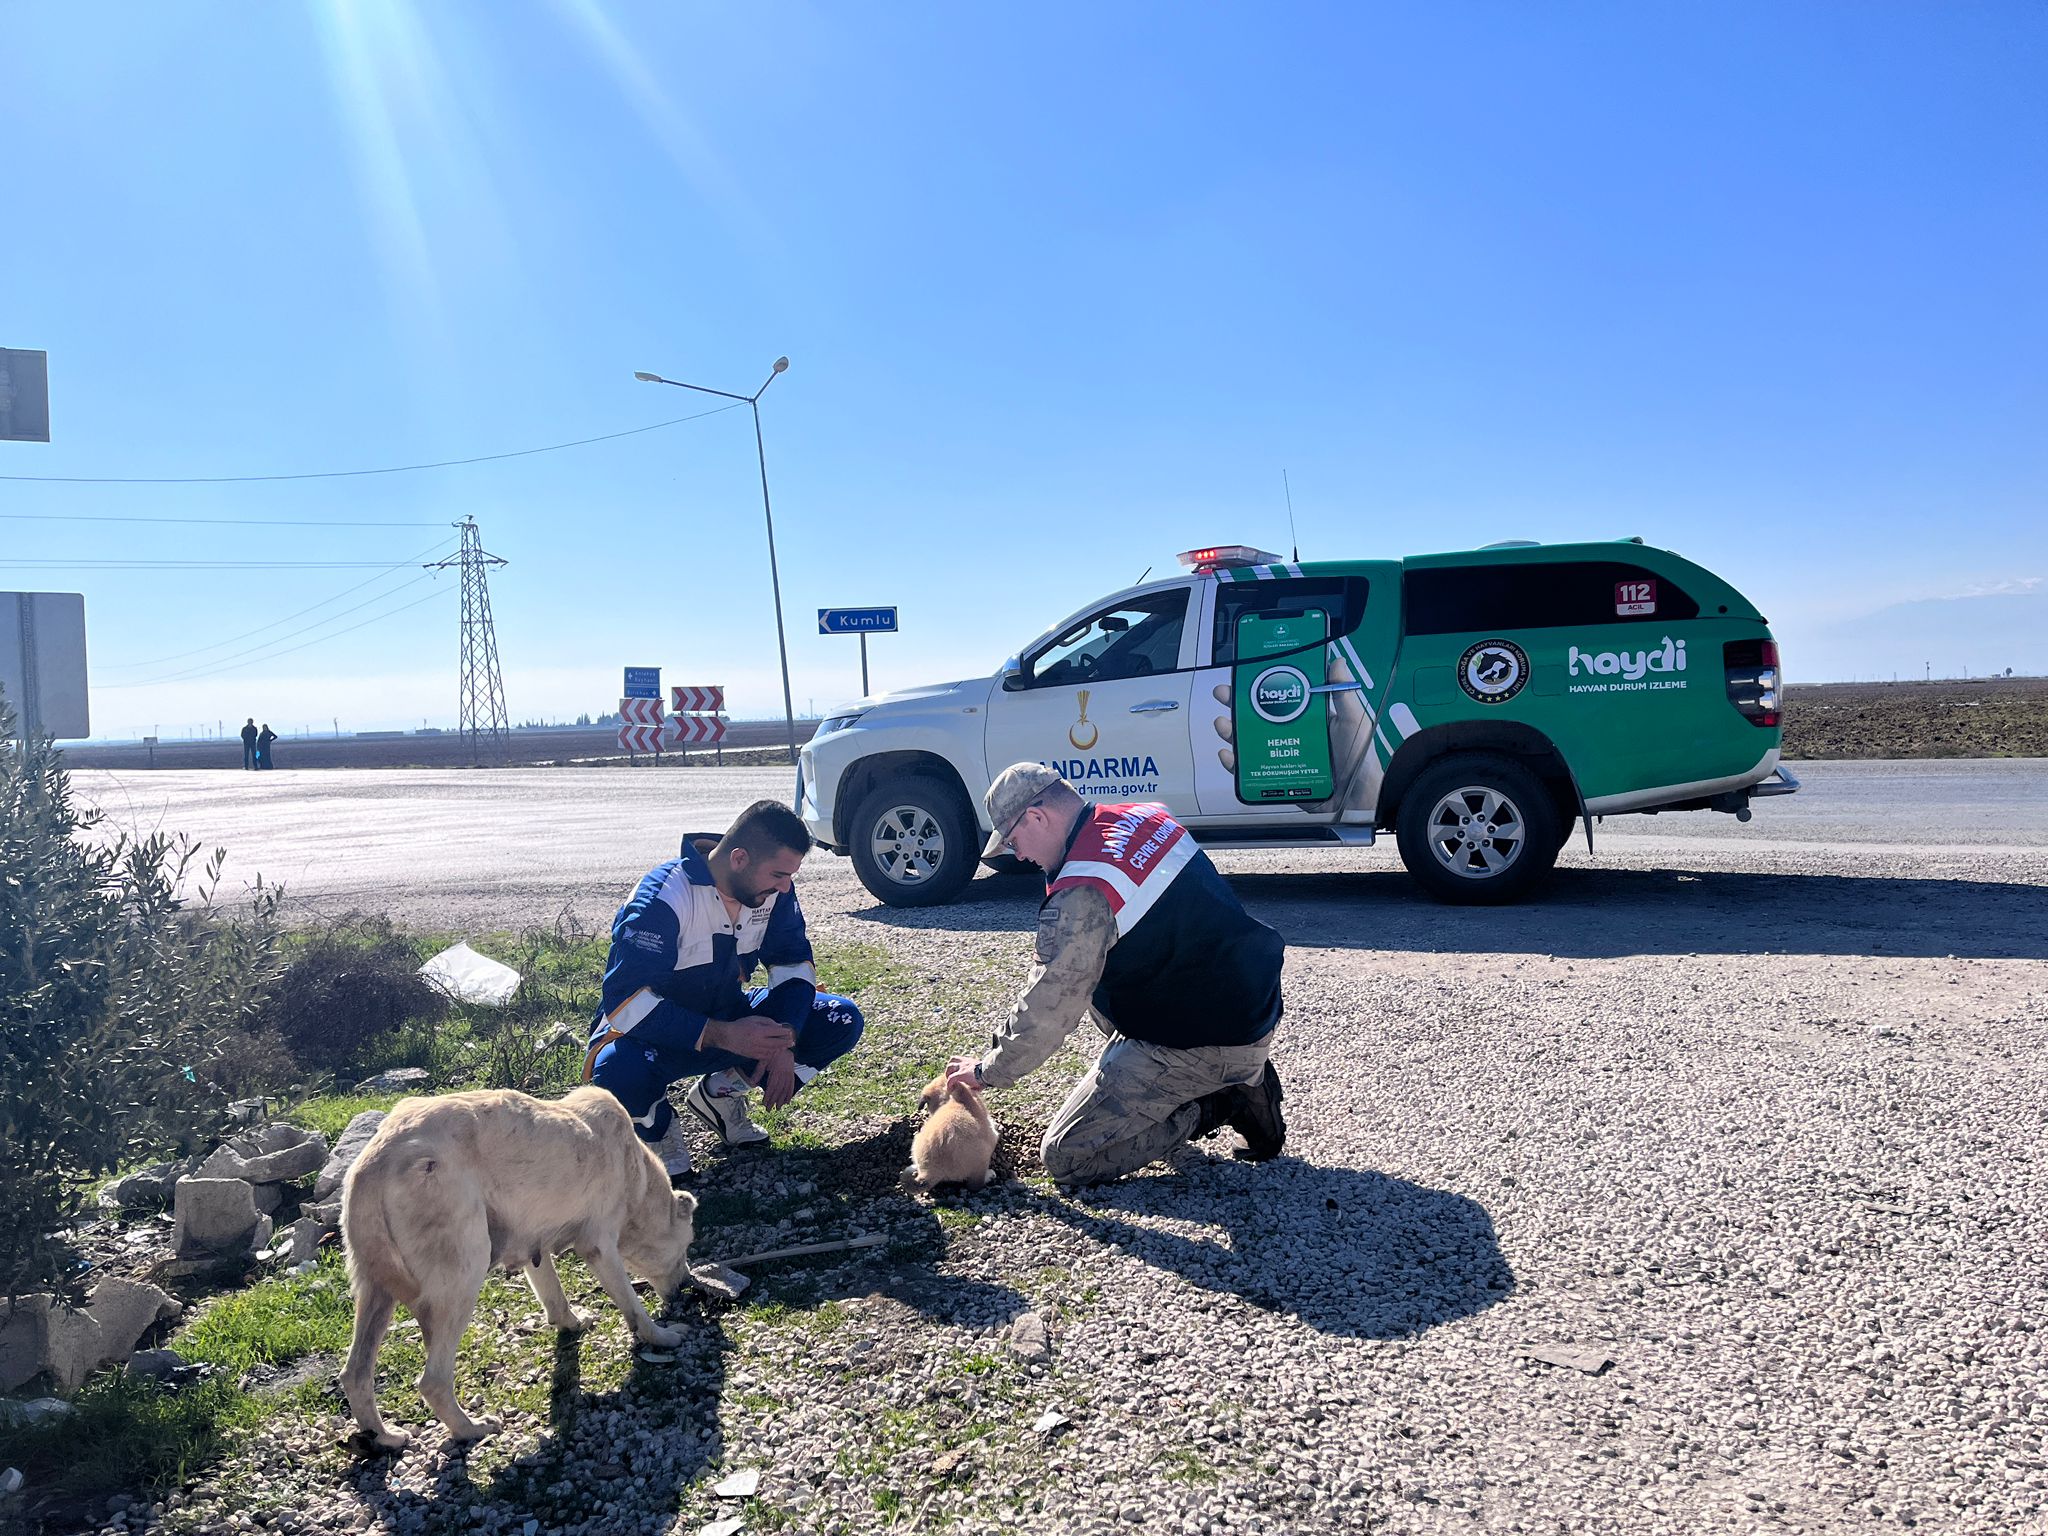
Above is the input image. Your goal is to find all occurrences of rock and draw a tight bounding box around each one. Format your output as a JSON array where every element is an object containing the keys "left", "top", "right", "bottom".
[
  {"left": 0, "top": 1467, "right": 20, "bottom": 1494},
  {"left": 691, "top": 1264, "right": 750, "bottom": 1300},
  {"left": 194, "top": 1123, "right": 328, "bottom": 1185},
  {"left": 313, "top": 1111, "right": 388, "bottom": 1201},
  {"left": 302, "top": 1198, "right": 342, "bottom": 1230},
  {"left": 226, "top": 1097, "right": 270, "bottom": 1125},
  {"left": 712, "top": 1469, "right": 760, "bottom": 1498},
  {"left": 172, "top": 1178, "right": 268, "bottom": 1258},
  {"left": 1518, "top": 1343, "right": 1613, "bottom": 1375},
  {"left": 125, "top": 1349, "right": 190, "bottom": 1382},
  {"left": 285, "top": 1218, "right": 325, "bottom": 1266},
  {"left": 1031, "top": 1409, "right": 1071, "bottom": 1437},
  {"left": 0, "top": 1297, "right": 104, "bottom": 1392},
  {"left": 248, "top": 1183, "right": 286, "bottom": 1217},
  {"left": 96, "top": 1157, "right": 199, "bottom": 1211},
  {"left": 699, "top": 1519, "right": 745, "bottom": 1536},
  {"left": 1008, "top": 1311, "right": 1051, "bottom": 1364},
  {"left": 85, "top": 1279, "right": 182, "bottom": 1365},
  {"left": 354, "top": 1067, "right": 430, "bottom": 1094}
]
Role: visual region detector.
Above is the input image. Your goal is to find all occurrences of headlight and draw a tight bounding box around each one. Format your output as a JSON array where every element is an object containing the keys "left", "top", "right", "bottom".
[{"left": 813, "top": 712, "right": 865, "bottom": 740}]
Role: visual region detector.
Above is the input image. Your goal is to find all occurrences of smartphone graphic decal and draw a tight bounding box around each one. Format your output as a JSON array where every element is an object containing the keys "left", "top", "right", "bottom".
[{"left": 1233, "top": 609, "right": 1333, "bottom": 802}]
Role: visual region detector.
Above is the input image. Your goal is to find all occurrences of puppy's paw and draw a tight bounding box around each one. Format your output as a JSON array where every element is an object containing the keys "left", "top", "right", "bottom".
[
  {"left": 448, "top": 1415, "right": 501, "bottom": 1443},
  {"left": 553, "top": 1309, "right": 591, "bottom": 1334},
  {"left": 368, "top": 1427, "right": 410, "bottom": 1452},
  {"left": 639, "top": 1323, "right": 683, "bottom": 1349}
]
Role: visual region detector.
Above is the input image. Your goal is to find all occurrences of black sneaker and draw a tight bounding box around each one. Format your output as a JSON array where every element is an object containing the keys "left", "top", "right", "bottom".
[{"left": 1225, "top": 1061, "right": 1286, "bottom": 1162}]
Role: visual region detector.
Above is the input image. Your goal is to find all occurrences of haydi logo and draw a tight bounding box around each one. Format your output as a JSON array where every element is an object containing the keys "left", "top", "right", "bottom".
[
  {"left": 1249, "top": 665, "right": 1312, "bottom": 723},
  {"left": 1569, "top": 637, "right": 1686, "bottom": 681}
]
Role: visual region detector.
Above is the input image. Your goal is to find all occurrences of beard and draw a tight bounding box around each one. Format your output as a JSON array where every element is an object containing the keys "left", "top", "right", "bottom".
[{"left": 732, "top": 870, "right": 777, "bottom": 908}]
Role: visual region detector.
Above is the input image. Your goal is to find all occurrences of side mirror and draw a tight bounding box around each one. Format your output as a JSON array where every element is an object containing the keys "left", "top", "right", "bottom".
[{"left": 1001, "top": 656, "right": 1023, "bottom": 691}]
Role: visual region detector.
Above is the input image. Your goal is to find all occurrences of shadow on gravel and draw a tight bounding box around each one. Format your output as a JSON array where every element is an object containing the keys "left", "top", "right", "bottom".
[
  {"left": 851, "top": 865, "right": 2048, "bottom": 960},
  {"left": 1040, "top": 1155, "right": 1513, "bottom": 1339},
  {"left": 1218, "top": 868, "right": 2047, "bottom": 961},
  {"left": 346, "top": 1290, "right": 727, "bottom": 1535}
]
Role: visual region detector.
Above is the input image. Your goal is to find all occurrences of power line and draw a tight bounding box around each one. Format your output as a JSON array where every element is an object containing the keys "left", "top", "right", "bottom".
[
  {"left": 0, "top": 511, "right": 445, "bottom": 527},
  {"left": 101, "top": 536, "right": 459, "bottom": 670},
  {"left": 0, "top": 559, "right": 442, "bottom": 569},
  {"left": 107, "top": 568, "right": 451, "bottom": 684},
  {"left": 0, "top": 403, "right": 745, "bottom": 485},
  {"left": 101, "top": 584, "right": 455, "bottom": 689}
]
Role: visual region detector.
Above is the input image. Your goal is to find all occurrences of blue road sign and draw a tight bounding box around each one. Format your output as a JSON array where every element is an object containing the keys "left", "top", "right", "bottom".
[
  {"left": 818, "top": 606, "right": 898, "bottom": 635},
  {"left": 623, "top": 667, "right": 661, "bottom": 699}
]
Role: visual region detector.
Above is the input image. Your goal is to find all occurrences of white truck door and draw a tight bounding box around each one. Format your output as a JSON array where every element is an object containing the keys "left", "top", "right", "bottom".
[{"left": 983, "top": 584, "right": 1199, "bottom": 818}]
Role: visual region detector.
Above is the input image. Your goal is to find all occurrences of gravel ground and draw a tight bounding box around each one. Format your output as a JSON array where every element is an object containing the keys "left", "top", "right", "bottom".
[{"left": 50, "top": 762, "right": 2048, "bottom": 1535}]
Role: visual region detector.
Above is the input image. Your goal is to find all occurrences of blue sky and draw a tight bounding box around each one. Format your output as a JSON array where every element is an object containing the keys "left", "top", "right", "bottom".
[{"left": 4, "top": 2, "right": 2043, "bottom": 738}]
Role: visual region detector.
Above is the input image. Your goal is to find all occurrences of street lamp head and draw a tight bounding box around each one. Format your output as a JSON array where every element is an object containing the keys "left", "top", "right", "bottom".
[
  {"left": 772, "top": 357, "right": 789, "bottom": 374},
  {"left": 633, "top": 371, "right": 662, "bottom": 383}
]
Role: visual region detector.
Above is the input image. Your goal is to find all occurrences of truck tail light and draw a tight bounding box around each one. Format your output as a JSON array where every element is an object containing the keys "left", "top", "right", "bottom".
[{"left": 1724, "top": 638, "right": 1781, "bottom": 727}]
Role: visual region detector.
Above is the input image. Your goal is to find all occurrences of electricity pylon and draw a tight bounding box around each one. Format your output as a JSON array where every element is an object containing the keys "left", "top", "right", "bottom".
[{"left": 426, "top": 518, "right": 509, "bottom": 764}]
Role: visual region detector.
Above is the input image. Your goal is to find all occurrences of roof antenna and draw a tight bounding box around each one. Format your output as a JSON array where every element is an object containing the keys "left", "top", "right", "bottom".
[
  {"left": 1282, "top": 469, "right": 1300, "bottom": 562},
  {"left": 1134, "top": 566, "right": 1151, "bottom": 585}
]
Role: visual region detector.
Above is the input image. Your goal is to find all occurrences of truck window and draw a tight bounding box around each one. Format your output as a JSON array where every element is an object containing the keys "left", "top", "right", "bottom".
[
  {"left": 1211, "top": 576, "right": 1369, "bottom": 664},
  {"left": 1025, "top": 589, "right": 1189, "bottom": 687},
  {"left": 1401, "top": 561, "right": 1699, "bottom": 635}
]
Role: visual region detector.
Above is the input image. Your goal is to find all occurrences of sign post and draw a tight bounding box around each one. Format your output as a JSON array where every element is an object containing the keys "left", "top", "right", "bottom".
[
  {"left": 668, "top": 686, "right": 726, "bottom": 765},
  {"left": 817, "top": 606, "right": 898, "bottom": 697}
]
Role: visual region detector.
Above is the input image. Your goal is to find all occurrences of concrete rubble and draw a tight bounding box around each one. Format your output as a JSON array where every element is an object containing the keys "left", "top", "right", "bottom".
[
  {"left": 83, "top": 1279, "right": 182, "bottom": 1365},
  {"left": 193, "top": 1122, "right": 328, "bottom": 1185},
  {"left": 171, "top": 1177, "right": 273, "bottom": 1261},
  {"left": 313, "top": 1110, "right": 387, "bottom": 1200}
]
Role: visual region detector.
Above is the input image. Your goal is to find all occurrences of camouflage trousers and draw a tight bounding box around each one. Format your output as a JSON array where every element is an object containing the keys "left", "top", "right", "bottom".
[{"left": 1039, "top": 1027, "right": 1272, "bottom": 1186}]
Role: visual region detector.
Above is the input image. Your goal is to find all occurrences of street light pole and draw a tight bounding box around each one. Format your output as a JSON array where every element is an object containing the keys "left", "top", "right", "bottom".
[{"left": 634, "top": 358, "right": 799, "bottom": 764}]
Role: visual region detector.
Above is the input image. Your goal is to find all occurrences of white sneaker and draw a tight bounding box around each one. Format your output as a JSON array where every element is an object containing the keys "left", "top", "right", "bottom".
[
  {"left": 649, "top": 1116, "right": 692, "bottom": 1177},
  {"left": 684, "top": 1069, "right": 771, "bottom": 1147}
]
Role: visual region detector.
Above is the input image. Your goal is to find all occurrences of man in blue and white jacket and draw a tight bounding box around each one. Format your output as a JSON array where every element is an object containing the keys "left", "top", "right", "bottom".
[{"left": 586, "top": 799, "right": 863, "bottom": 1176}]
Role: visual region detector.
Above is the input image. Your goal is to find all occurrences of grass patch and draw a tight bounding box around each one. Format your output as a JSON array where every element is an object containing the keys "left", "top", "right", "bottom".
[{"left": 280, "top": 1092, "right": 401, "bottom": 1142}]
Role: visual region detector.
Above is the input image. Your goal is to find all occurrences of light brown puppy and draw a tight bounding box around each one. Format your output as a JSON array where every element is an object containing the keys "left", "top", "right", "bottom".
[
  {"left": 902, "top": 1070, "right": 999, "bottom": 1192},
  {"left": 340, "top": 1086, "right": 696, "bottom": 1449}
]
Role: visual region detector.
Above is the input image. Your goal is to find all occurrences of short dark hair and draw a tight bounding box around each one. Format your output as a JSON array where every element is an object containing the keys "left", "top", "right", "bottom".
[{"left": 721, "top": 799, "right": 811, "bottom": 861}]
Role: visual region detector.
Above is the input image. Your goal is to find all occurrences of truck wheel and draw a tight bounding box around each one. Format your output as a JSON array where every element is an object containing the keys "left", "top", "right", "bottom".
[
  {"left": 849, "top": 776, "right": 978, "bottom": 907},
  {"left": 1395, "top": 753, "right": 1561, "bottom": 905}
]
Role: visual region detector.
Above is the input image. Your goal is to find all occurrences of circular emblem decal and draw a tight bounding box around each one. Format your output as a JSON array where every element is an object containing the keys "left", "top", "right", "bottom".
[
  {"left": 1249, "top": 664, "right": 1313, "bottom": 724},
  {"left": 1458, "top": 639, "right": 1529, "bottom": 705}
]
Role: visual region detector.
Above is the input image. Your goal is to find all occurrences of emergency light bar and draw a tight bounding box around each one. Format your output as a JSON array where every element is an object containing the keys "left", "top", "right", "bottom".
[{"left": 1177, "top": 545, "right": 1283, "bottom": 572}]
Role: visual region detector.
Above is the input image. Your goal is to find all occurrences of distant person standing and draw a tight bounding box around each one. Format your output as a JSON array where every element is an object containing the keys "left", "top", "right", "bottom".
[
  {"left": 256, "top": 723, "right": 278, "bottom": 770},
  {"left": 240, "top": 718, "right": 259, "bottom": 770}
]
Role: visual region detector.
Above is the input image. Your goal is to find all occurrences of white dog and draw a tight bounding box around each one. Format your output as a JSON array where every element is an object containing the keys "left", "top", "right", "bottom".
[{"left": 340, "top": 1086, "right": 697, "bottom": 1448}]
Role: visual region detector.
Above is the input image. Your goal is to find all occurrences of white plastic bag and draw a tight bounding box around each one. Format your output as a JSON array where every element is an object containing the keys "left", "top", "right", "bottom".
[{"left": 418, "top": 941, "right": 522, "bottom": 1007}]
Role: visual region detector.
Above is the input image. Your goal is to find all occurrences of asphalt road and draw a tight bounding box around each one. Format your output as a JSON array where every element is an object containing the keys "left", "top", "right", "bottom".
[{"left": 70, "top": 757, "right": 2048, "bottom": 943}]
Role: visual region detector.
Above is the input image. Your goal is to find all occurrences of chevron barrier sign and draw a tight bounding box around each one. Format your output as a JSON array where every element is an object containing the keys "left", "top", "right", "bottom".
[
  {"left": 671, "top": 685, "right": 724, "bottom": 714},
  {"left": 663, "top": 714, "right": 727, "bottom": 747},
  {"left": 616, "top": 723, "right": 663, "bottom": 753},
  {"left": 618, "top": 696, "right": 664, "bottom": 726}
]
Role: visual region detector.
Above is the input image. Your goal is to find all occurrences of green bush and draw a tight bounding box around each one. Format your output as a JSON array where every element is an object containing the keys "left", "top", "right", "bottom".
[{"left": 0, "top": 701, "right": 281, "bottom": 1296}]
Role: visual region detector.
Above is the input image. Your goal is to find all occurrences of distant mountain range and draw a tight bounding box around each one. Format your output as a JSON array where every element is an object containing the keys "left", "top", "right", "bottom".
[{"left": 1788, "top": 589, "right": 2047, "bottom": 684}]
